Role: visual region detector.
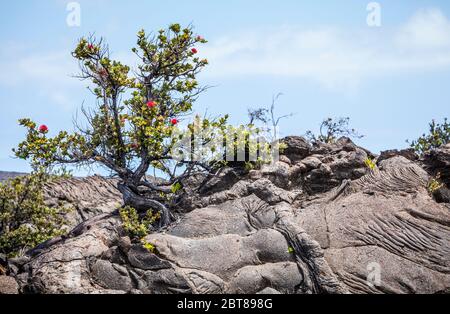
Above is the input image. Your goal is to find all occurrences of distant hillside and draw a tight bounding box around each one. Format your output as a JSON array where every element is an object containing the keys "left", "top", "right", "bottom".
[{"left": 0, "top": 171, "right": 27, "bottom": 182}]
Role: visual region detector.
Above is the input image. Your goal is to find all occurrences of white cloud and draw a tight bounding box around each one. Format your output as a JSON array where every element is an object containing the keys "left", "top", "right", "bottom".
[
  {"left": 0, "top": 43, "right": 140, "bottom": 110},
  {"left": 396, "top": 8, "right": 450, "bottom": 49},
  {"left": 1, "top": 8, "right": 450, "bottom": 98},
  {"left": 0, "top": 47, "right": 81, "bottom": 110},
  {"left": 201, "top": 8, "right": 450, "bottom": 90},
  {"left": 0, "top": 52, "right": 71, "bottom": 85}
]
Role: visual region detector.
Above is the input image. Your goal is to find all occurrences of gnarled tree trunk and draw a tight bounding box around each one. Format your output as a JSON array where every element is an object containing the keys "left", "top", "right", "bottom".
[{"left": 117, "top": 182, "right": 172, "bottom": 228}]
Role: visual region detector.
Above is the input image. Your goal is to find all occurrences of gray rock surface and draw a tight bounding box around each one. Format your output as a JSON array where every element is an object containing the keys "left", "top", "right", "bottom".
[
  {"left": 43, "top": 176, "right": 123, "bottom": 228},
  {"left": 424, "top": 143, "right": 450, "bottom": 186},
  {"left": 2, "top": 137, "right": 449, "bottom": 294},
  {"left": 0, "top": 275, "right": 19, "bottom": 294}
]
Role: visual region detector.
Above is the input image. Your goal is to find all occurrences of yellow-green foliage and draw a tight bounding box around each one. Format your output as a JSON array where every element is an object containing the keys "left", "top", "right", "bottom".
[
  {"left": 119, "top": 206, "right": 160, "bottom": 239},
  {"left": 278, "top": 142, "right": 288, "bottom": 154},
  {"left": 364, "top": 157, "right": 376, "bottom": 171},
  {"left": 0, "top": 172, "right": 68, "bottom": 257},
  {"left": 409, "top": 118, "right": 449, "bottom": 155},
  {"left": 170, "top": 182, "right": 182, "bottom": 194},
  {"left": 217, "top": 123, "right": 277, "bottom": 170},
  {"left": 141, "top": 239, "right": 157, "bottom": 253},
  {"left": 244, "top": 161, "right": 255, "bottom": 171},
  {"left": 428, "top": 173, "right": 444, "bottom": 194}
]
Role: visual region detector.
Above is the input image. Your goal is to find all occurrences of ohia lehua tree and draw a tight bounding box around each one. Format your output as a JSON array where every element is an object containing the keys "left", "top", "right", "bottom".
[{"left": 14, "top": 24, "right": 229, "bottom": 227}]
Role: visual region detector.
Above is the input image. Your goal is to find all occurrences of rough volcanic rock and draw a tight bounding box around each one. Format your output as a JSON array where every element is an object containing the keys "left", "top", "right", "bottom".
[
  {"left": 421, "top": 143, "right": 450, "bottom": 203},
  {"left": 433, "top": 186, "right": 450, "bottom": 204},
  {"left": 298, "top": 137, "right": 371, "bottom": 194},
  {"left": 281, "top": 136, "right": 311, "bottom": 162},
  {"left": 423, "top": 143, "right": 450, "bottom": 186},
  {"left": 43, "top": 176, "right": 122, "bottom": 228},
  {"left": 4, "top": 137, "right": 450, "bottom": 294},
  {"left": 0, "top": 275, "right": 19, "bottom": 294},
  {"left": 377, "top": 148, "right": 418, "bottom": 163}
]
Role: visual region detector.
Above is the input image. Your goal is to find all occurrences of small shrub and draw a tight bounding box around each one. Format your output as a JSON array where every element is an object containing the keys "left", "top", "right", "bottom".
[
  {"left": 306, "top": 117, "right": 363, "bottom": 144},
  {"left": 428, "top": 173, "right": 444, "bottom": 195},
  {"left": 408, "top": 118, "right": 450, "bottom": 155},
  {"left": 0, "top": 172, "right": 68, "bottom": 257},
  {"left": 221, "top": 125, "right": 277, "bottom": 170},
  {"left": 170, "top": 182, "right": 182, "bottom": 194},
  {"left": 247, "top": 93, "right": 295, "bottom": 141},
  {"left": 119, "top": 206, "right": 160, "bottom": 239},
  {"left": 141, "top": 239, "right": 157, "bottom": 253},
  {"left": 364, "top": 157, "right": 376, "bottom": 171}
]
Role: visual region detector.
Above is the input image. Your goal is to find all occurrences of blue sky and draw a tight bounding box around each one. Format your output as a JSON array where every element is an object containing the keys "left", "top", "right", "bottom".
[{"left": 1, "top": 0, "right": 449, "bottom": 174}]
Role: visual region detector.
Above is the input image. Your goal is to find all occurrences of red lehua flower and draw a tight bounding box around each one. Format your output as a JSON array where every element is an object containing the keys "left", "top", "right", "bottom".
[
  {"left": 88, "top": 44, "right": 94, "bottom": 50},
  {"left": 38, "top": 125, "right": 48, "bottom": 133},
  {"left": 191, "top": 48, "right": 198, "bottom": 54},
  {"left": 147, "top": 101, "right": 157, "bottom": 108},
  {"left": 170, "top": 118, "right": 178, "bottom": 125},
  {"left": 131, "top": 142, "right": 139, "bottom": 149},
  {"left": 196, "top": 36, "right": 204, "bottom": 41}
]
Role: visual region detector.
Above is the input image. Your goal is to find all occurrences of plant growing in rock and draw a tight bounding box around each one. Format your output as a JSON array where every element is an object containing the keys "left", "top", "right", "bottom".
[
  {"left": 119, "top": 206, "right": 160, "bottom": 239},
  {"left": 141, "top": 239, "right": 157, "bottom": 253},
  {"left": 408, "top": 118, "right": 450, "bottom": 156},
  {"left": 248, "top": 93, "right": 295, "bottom": 141},
  {"left": 306, "top": 117, "right": 363, "bottom": 144},
  {"left": 0, "top": 172, "right": 68, "bottom": 257},
  {"left": 14, "top": 24, "right": 229, "bottom": 227},
  {"left": 364, "top": 157, "right": 376, "bottom": 171},
  {"left": 242, "top": 93, "right": 292, "bottom": 170},
  {"left": 427, "top": 172, "right": 444, "bottom": 195}
]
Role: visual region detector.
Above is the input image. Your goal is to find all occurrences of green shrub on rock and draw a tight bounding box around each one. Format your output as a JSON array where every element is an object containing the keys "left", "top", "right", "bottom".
[
  {"left": 119, "top": 206, "right": 160, "bottom": 239},
  {"left": 306, "top": 117, "right": 363, "bottom": 144},
  {"left": 0, "top": 172, "right": 68, "bottom": 257},
  {"left": 408, "top": 118, "right": 450, "bottom": 155}
]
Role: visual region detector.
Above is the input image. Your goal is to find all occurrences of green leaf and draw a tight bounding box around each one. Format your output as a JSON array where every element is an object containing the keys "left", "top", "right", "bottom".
[{"left": 171, "top": 182, "right": 182, "bottom": 194}]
